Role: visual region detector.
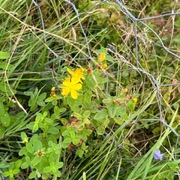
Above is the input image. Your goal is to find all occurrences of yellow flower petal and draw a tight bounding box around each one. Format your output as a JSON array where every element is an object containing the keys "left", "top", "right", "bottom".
[
  {"left": 73, "top": 83, "right": 82, "bottom": 90},
  {"left": 67, "top": 68, "right": 85, "bottom": 80},
  {"left": 123, "top": 88, "right": 128, "bottom": 93},
  {"left": 71, "top": 90, "right": 78, "bottom": 99},
  {"left": 98, "top": 53, "right": 106, "bottom": 62},
  {"left": 102, "top": 63, "right": 108, "bottom": 69},
  {"left": 22, "top": 137, "right": 28, "bottom": 143},
  {"left": 67, "top": 68, "right": 73, "bottom": 75},
  {"left": 61, "top": 87, "right": 70, "bottom": 96},
  {"left": 51, "top": 87, "right": 56, "bottom": 91},
  {"left": 62, "top": 77, "right": 71, "bottom": 86},
  {"left": 71, "top": 77, "right": 82, "bottom": 84},
  {"left": 132, "top": 98, "right": 138, "bottom": 103}
]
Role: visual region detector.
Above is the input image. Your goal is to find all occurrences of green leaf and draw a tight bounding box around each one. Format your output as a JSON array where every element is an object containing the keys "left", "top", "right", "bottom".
[
  {"left": 31, "top": 156, "right": 41, "bottom": 166},
  {"left": 3, "top": 171, "right": 11, "bottom": 177},
  {"left": 106, "top": 54, "right": 115, "bottom": 63},
  {"left": 19, "top": 147, "right": 27, "bottom": 156},
  {"left": 12, "top": 168, "right": 20, "bottom": 175},
  {"left": 83, "top": 110, "right": 90, "bottom": 119},
  {"left": 97, "top": 126, "right": 105, "bottom": 135},
  {"left": 57, "top": 162, "right": 64, "bottom": 168},
  {"left": 72, "top": 138, "right": 79, "bottom": 145},
  {"left": 102, "top": 97, "right": 113, "bottom": 105},
  {"left": 21, "top": 132, "right": 28, "bottom": 140},
  {"left": 116, "top": 106, "right": 129, "bottom": 120},
  {"left": 44, "top": 117, "right": 52, "bottom": 124},
  {"left": 32, "top": 113, "right": 43, "bottom": 132},
  {"left": 27, "top": 88, "right": 39, "bottom": 111},
  {"left": 0, "top": 51, "right": 10, "bottom": 59},
  {"left": 21, "top": 162, "right": 29, "bottom": 169},
  {"left": 45, "top": 97, "right": 54, "bottom": 102},
  {"left": 174, "top": 20, "right": 180, "bottom": 27},
  {"left": 96, "top": 75, "right": 107, "bottom": 85},
  {"left": 0, "top": 126, "right": 5, "bottom": 139},
  {"left": 0, "top": 62, "right": 13, "bottom": 70},
  {"left": 29, "top": 171, "right": 37, "bottom": 179},
  {"left": 76, "top": 149, "right": 84, "bottom": 158},
  {"left": 21, "top": 156, "right": 31, "bottom": 169},
  {"left": 113, "top": 117, "right": 124, "bottom": 125},
  {"left": 32, "top": 123, "right": 39, "bottom": 133},
  {"left": 107, "top": 105, "right": 116, "bottom": 118},
  {"left": 122, "top": 71, "right": 129, "bottom": 78},
  {"left": 37, "top": 92, "right": 47, "bottom": 106},
  {"left": 26, "top": 143, "right": 34, "bottom": 154},
  {"left": 94, "top": 109, "right": 108, "bottom": 120},
  {"left": 54, "top": 171, "right": 62, "bottom": 178},
  {"left": 32, "top": 138, "right": 42, "bottom": 151},
  {"left": 0, "top": 81, "right": 16, "bottom": 95},
  {"left": 121, "top": 113, "right": 129, "bottom": 120},
  {"left": 73, "top": 112, "right": 82, "bottom": 120},
  {"left": 70, "top": 131, "right": 76, "bottom": 139},
  {"left": 59, "top": 107, "right": 66, "bottom": 113},
  {"left": 15, "top": 160, "right": 22, "bottom": 169},
  {"left": 24, "top": 91, "right": 33, "bottom": 96},
  {"left": 127, "top": 100, "right": 135, "bottom": 111},
  {"left": 83, "top": 90, "right": 92, "bottom": 104},
  {"left": 47, "top": 127, "right": 59, "bottom": 135},
  {"left": 52, "top": 99, "right": 58, "bottom": 106},
  {"left": 101, "top": 116, "right": 110, "bottom": 128},
  {"left": 0, "top": 161, "right": 8, "bottom": 169},
  {"left": 83, "top": 118, "right": 91, "bottom": 124},
  {"left": 62, "top": 138, "right": 71, "bottom": 148},
  {"left": 43, "top": 166, "right": 51, "bottom": 173},
  {"left": 0, "top": 112, "right": 11, "bottom": 127},
  {"left": 80, "top": 130, "right": 92, "bottom": 142},
  {"left": 62, "top": 129, "right": 69, "bottom": 137},
  {"left": 85, "top": 74, "right": 96, "bottom": 90},
  {"left": 0, "top": 102, "right": 4, "bottom": 114}
]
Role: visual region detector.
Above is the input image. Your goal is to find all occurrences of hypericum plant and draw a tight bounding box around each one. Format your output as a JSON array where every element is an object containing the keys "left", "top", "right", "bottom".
[
  {"left": 18, "top": 133, "right": 63, "bottom": 180},
  {"left": 6, "top": 50, "right": 138, "bottom": 179},
  {"left": 3, "top": 160, "right": 22, "bottom": 180},
  {"left": 10, "top": 109, "right": 64, "bottom": 180}
]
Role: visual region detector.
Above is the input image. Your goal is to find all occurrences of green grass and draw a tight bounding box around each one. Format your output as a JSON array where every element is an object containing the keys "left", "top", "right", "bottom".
[{"left": 0, "top": 0, "right": 180, "bottom": 179}]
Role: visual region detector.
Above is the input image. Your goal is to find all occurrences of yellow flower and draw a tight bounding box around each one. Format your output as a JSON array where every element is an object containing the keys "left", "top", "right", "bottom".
[
  {"left": 123, "top": 88, "right": 128, "bottom": 93},
  {"left": 22, "top": 137, "right": 28, "bottom": 143},
  {"left": 98, "top": 52, "right": 106, "bottom": 62},
  {"left": 61, "top": 77, "right": 82, "bottom": 99},
  {"left": 132, "top": 98, "right": 138, "bottom": 103},
  {"left": 67, "top": 68, "right": 85, "bottom": 81},
  {"left": 50, "top": 91, "right": 57, "bottom": 98},
  {"left": 51, "top": 87, "right": 56, "bottom": 92},
  {"left": 50, "top": 87, "right": 57, "bottom": 98},
  {"left": 102, "top": 63, "right": 108, "bottom": 69}
]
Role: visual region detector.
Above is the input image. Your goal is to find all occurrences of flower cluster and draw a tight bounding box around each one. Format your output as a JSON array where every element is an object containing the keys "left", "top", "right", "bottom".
[
  {"left": 98, "top": 52, "right": 107, "bottom": 69},
  {"left": 61, "top": 68, "right": 85, "bottom": 99}
]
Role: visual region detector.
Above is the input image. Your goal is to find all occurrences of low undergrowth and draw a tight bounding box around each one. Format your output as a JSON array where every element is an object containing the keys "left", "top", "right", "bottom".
[{"left": 0, "top": 0, "right": 180, "bottom": 179}]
